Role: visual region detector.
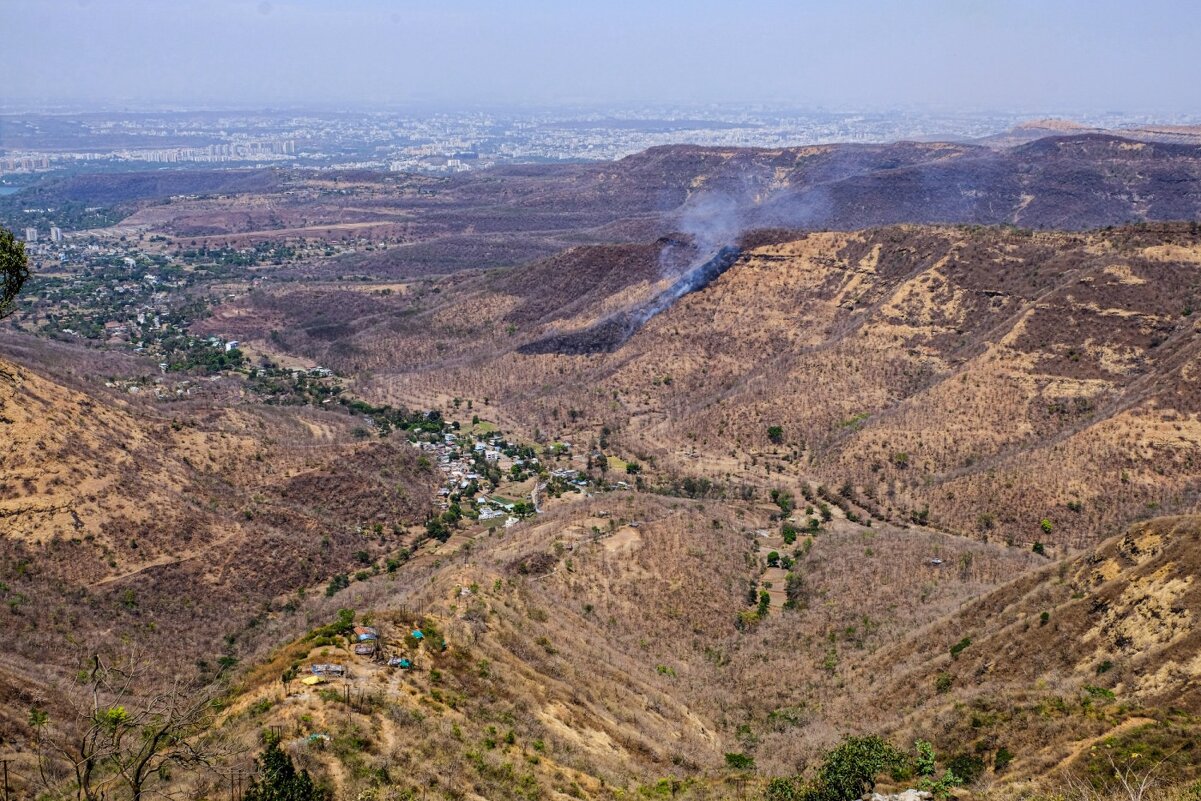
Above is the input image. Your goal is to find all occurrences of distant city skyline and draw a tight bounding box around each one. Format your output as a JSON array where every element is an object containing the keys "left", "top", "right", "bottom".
[
  {"left": 4, "top": 0, "right": 1201, "bottom": 114},
  {"left": 0, "top": 107, "right": 1052, "bottom": 180}
]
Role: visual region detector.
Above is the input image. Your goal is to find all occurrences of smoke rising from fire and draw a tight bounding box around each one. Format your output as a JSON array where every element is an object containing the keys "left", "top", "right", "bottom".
[{"left": 520, "top": 174, "right": 837, "bottom": 355}]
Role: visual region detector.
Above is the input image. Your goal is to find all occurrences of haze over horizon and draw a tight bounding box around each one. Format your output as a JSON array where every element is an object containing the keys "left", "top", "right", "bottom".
[{"left": 6, "top": 0, "right": 1201, "bottom": 115}]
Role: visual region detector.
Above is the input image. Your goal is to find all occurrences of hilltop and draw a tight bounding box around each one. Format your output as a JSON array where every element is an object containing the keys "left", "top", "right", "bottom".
[{"left": 980, "top": 119, "right": 1201, "bottom": 148}]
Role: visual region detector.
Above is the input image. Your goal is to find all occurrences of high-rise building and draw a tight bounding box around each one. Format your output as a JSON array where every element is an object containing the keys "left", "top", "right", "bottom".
[
  {"left": 23, "top": 227, "right": 37, "bottom": 243},
  {"left": 50, "top": 227, "right": 63, "bottom": 242}
]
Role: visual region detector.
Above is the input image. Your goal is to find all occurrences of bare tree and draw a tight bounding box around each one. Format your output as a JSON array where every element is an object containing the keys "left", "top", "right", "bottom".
[
  {"left": 34, "top": 650, "right": 234, "bottom": 801},
  {"left": 1062, "top": 745, "right": 1184, "bottom": 801}
]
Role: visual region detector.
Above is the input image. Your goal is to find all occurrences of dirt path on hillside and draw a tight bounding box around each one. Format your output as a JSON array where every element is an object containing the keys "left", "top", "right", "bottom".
[
  {"left": 88, "top": 526, "right": 241, "bottom": 588},
  {"left": 1042, "top": 716, "right": 1158, "bottom": 775}
]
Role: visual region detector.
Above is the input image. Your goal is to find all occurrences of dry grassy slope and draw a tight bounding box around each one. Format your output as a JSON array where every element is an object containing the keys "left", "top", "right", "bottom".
[
  {"left": 0, "top": 353, "right": 435, "bottom": 578},
  {"left": 214, "top": 491, "right": 1044, "bottom": 800},
  {"left": 0, "top": 351, "right": 437, "bottom": 742},
  {"left": 850, "top": 514, "right": 1201, "bottom": 783},
  {"left": 198, "top": 242, "right": 664, "bottom": 375},
  {"left": 304, "top": 224, "right": 1201, "bottom": 550},
  {"left": 210, "top": 495, "right": 749, "bottom": 801},
  {"left": 657, "top": 224, "right": 1201, "bottom": 549},
  {"left": 222, "top": 500, "right": 1201, "bottom": 799},
  {"left": 0, "top": 355, "right": 198, "bottom": 548}
]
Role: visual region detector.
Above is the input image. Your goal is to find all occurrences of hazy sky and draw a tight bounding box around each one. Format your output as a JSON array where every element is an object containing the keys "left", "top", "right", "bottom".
[{"left": 6, "top": 0, "right": 1201, "bottom": 112}]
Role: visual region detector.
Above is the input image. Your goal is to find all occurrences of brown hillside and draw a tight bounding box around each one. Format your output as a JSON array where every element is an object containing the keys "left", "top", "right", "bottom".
[
  {"left": 185, "top": 491, "right": 1041, "bottom": 800},
  {"left": 150, "top": 499, "right": 1201, "bottom": 800},
  {"left": 229, "top": 224, "right": 1201, "bottom": 549},
  {"left": 32, "top": 133, "right": 1201, "bottom": 280},
  {"left": 854, "top": 514, "right": 1201, "bottom": 783},
  {"left": 0, "top": 348, "right": 436, "bottom": 737}
]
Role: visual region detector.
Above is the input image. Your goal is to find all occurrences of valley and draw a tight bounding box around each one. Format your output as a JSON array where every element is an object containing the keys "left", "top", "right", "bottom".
[{"left": 222, "top": 223, "right": 1201, "bottom": 552}]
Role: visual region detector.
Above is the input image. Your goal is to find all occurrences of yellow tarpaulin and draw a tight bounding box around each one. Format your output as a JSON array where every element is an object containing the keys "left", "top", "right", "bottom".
[{"left": 300, "top": 675, "right": 326, "bottom": 686}]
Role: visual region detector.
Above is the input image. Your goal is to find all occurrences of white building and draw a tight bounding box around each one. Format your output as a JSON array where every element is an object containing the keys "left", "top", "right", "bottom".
[
  {"left": 23, "top": 227, "right": 37, "bottom": 242},
  {"left": 50, "top": 227, "right": 63, "bottom": 242}
]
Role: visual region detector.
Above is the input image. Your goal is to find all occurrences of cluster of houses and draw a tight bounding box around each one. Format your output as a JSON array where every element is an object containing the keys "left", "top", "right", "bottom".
[
  {"left": 550, "top": 467, "right": 587, "bottom": 485},
  {"left": 407, "top": 425, "right": 637, "bottom": 536},
  {"left": 411, "top": 425, "right": 633, "bottom": 529},
  {"left": 300, "top": 623, "right": 419, "bottom": 683},
  {"left": 415, "top": 429, "right": 548, "bottom": 522}
]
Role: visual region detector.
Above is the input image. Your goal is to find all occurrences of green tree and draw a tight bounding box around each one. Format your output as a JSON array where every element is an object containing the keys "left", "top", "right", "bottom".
[
  {"left": 324, "top": 573, "right": 349, "bottom": 596},
  {"left": 425, "top": 516, "right": 451, "bottom": 542},
  {"left": 0, "top": 226, "right": 30, "bottom": 319},
  {"left": 804, "top": 735, "right": 904, "bottom": 801},
  {"left": 919, "top": 769, "right": 963, "bottom": 800},
  {"left": 757, "top": 589, "right": 771, "bottom": 617},
  {"left": 767, "top": 425, "right": 784, "bottom": 445},
  {"left": 764, "top": 777, "right": 803, "bottom": 801},
  {"left": 243, "top": 736, "right": 329, "bottom": 801},
  {"left": 914, "top": 740, "right": 936, "bottom": 777},
  {"left": 725, "top": 752, "right": 755, "bottom": 771},
  {"left": 946, "top": 753, "right": 985, "bottom": 785},
  {"left": 783, "top": 572, "right": 806, "bottom": 610}
]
